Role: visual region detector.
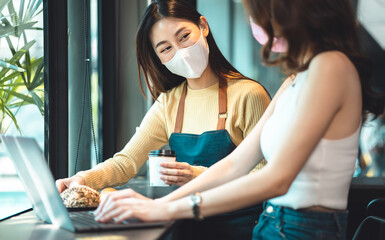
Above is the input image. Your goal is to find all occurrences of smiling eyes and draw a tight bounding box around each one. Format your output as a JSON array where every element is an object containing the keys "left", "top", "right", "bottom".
[
  {"left": 160, "top": 32, "right": 191, "bottom": 53},
  {"left": 180, "top": 32, "right": 190, "bottom": 41},
  {"left": 160, "top": 46, "right": 171, "bottom": 53}
]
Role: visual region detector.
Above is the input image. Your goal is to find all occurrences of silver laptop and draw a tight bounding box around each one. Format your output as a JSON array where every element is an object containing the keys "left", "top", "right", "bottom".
[{"left": 1, "top": 135, "right": 170, "bottom": 232}]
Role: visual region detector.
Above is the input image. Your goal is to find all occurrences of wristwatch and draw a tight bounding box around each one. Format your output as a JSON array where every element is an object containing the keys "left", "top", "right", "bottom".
[{"left": 189, "top": 192, "right": 204, "bottom": 221}]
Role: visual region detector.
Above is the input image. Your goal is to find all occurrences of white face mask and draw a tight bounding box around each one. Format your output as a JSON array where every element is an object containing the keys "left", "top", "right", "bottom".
[{"left": 163, "top": 31, "right": 210, "bottom": 79}]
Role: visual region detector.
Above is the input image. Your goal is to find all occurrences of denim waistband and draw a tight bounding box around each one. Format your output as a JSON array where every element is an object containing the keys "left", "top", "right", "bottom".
[
  {"left": 264, "top": 202, "right": 348, "bottom": 220},
  {"left": 255, "top": 202, "right": 348, "bottom": 239}
]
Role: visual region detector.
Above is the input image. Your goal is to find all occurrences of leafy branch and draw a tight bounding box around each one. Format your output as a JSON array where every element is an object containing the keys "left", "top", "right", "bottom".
[{"left": 0, "top": 0, "right": 43, "bottom": 134}]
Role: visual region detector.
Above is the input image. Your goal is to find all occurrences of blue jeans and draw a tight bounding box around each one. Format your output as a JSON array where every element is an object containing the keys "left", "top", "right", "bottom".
[{"left": 252, "top": 202, "right": 348, "bottom": 240}]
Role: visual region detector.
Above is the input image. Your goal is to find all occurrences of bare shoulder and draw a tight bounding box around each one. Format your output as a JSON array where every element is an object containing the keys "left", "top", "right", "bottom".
[
  {"left": 311, "top": 51, "right": 355, "bottom": 68},
  {"left": 309, "top": 51, "right": 359, "bottom": 85}
]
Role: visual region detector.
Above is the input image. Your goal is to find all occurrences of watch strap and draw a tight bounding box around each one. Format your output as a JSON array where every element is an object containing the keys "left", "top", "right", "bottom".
[{"left": 189, "top": 192, "right": 204, "bottom": 221}]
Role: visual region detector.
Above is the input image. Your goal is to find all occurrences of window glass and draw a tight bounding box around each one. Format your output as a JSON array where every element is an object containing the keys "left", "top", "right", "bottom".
[
  {"left": 0, "top": 0, "right": 43, "bottom": 220},
  {"left": 197, "top": 0, "right": 283, "bottom": 97},
  {"left": 90, "top": 0, "right": 99, "bottom": 167}
]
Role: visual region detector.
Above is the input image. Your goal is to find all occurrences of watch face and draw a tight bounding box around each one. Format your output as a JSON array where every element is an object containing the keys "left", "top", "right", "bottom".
[
  {"left": 191, "top": 193, "right": 201, "bottom": 203},
  {"left": 189, "top": 193, "right": 202, "bottom": 205},
  {"left": 191, "top": 195, "right": 199, "bottom": 203}
]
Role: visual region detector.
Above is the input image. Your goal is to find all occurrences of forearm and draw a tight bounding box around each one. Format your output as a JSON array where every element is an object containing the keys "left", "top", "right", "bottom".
[
  {"left": 78, "top": 101, "right": 169, "bottom": 190},
  {"left": 160, "top": 156, "right": 241, "bottom": 202},
  {"left": 76, "top": 156, "right": 136, "bottom": 190},
  {"left": 168, "top": 165, "right": 286, "bottom": 219}
]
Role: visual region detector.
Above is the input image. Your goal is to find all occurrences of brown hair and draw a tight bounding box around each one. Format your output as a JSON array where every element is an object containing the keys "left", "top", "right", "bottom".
[
  {"left": 243, "top": 0, "right": 384, "bottom": 117},
  {"left": 136, "top": 0, "right": 250, "bottom": 100}
]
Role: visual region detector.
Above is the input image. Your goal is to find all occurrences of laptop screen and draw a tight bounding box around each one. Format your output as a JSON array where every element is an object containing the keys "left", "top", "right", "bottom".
[{"left": 1, "top": 135, "right": 74, "bottom": 231}]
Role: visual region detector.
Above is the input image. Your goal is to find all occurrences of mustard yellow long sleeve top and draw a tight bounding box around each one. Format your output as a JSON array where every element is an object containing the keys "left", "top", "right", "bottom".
[{"left": 77, "top": 79, "right": 270, "bottom": 190}]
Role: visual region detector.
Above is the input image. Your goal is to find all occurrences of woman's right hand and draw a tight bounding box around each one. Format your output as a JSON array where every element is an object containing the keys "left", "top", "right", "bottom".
[
  {"left": 94, "top": 189, "right": 161, "bottom": 223},
  {"left": 55, "top": 175, "right": 85, "bottom": 193}
]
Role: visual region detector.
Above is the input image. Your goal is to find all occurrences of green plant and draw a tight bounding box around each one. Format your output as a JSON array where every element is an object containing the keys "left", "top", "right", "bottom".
[{"left": 0, "top": 0, "right": 43, "bottom": 134}]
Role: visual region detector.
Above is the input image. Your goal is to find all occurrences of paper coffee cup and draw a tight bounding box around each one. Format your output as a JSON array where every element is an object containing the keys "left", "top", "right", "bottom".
[{"left": 148, "top": 150, "right": 176, "bottom": 187}]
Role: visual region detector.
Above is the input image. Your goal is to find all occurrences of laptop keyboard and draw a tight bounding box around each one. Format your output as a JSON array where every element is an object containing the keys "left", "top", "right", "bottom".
[{"left": 69, "top": 211, "right": 142, "bottom": 231}]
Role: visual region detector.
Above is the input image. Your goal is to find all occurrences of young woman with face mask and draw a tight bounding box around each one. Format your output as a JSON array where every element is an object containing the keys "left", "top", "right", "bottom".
[
  {"left": 94, "top": 0, "right": 385, "bottom": 239},
  {"left": 56, "top": 0, "right": 270, "bottom": 239}
]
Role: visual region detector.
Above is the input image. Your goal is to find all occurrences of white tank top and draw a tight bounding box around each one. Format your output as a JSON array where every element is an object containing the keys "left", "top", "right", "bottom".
[{"left": 260, "top": 71, "right": 361, "bottom": 210}]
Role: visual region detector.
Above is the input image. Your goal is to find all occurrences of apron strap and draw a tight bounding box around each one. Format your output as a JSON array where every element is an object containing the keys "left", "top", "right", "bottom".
[
  {"left": 217, "top": 78, "right": 227, "bottom": 130},
  {"left": 174, "top": 82, "right": 188, "bottom": 133},
  {"left": 174, "top": 79, "right": 228, "bottom": 133}
]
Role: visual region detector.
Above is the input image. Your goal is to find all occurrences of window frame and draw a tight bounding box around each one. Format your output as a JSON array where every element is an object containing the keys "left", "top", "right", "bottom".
[{"left": 44, "top": 0, "right": 69, "bottom": 179}]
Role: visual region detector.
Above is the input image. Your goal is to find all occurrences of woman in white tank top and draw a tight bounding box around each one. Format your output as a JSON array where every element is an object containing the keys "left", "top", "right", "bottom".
[{"left": 94, "top": 0, "right": 385, "bottom": 239}]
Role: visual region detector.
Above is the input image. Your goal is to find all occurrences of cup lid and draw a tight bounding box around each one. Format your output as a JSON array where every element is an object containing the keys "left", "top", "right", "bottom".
[{"left": 148, "top": 149, "right": 176, "bottom": 157}]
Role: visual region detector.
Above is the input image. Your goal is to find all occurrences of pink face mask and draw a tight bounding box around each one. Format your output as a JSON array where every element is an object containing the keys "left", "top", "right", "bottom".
[{"left": 249, "top": 17, "right": 288, "bottom": 53}]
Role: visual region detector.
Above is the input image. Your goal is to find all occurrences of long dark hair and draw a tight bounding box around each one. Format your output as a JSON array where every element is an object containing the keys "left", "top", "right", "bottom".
[
  {"left": 136, "top": 0, "right": 249, "bottom": 100},
  {"left": 243, "top": 0, "right": 384, "bottom": 117}
]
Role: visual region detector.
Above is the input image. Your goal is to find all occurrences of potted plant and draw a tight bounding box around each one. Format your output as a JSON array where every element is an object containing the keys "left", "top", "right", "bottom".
[{"left": 0, "top": 0, "right": 43, "bottom": 134}]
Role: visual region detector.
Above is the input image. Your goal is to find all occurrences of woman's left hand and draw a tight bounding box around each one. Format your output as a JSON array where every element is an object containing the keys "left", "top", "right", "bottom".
[
  {"left": 159, "top": 161, "right": 194, "bottom": 186},
  {"left": 94, "top": 189, "right": 171, "bottom": 223}
]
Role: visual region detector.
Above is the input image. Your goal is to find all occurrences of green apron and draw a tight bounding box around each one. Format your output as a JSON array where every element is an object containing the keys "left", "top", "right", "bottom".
[{"left": 169, "top": 79, "right": 262, "bottom": 240}]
